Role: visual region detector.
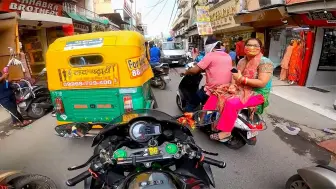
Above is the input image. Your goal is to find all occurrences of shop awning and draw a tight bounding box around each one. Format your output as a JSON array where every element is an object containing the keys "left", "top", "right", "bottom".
[
  {"left": 99, "top": 13, "right": 128, "bottom": 25},
  {"left": 19, "top": 12, "right": 72, "bottom": 27},
  {"left": 64, "top": 11, "right": 91, "bottom": 24},
  {"left": 234, "top": 6, "right": 288, "bottom": 25},
  {"left": 87, "top": 17, "right": 109, "bottom": 25}
]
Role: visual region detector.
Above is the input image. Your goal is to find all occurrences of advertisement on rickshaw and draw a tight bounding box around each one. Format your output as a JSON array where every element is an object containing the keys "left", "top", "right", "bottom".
[{"left": 57, "top": 64, "right": 119, "bottom": 88}]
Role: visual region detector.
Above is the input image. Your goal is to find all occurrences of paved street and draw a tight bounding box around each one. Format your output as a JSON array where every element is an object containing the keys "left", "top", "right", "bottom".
[{"left": 0, "top": 67, "right": 334, "bottom": 189}]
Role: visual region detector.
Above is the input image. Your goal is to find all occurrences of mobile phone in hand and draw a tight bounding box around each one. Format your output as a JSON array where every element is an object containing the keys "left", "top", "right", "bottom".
[{"left": 231, "top": 68, "right": 238, "bottom": 73}]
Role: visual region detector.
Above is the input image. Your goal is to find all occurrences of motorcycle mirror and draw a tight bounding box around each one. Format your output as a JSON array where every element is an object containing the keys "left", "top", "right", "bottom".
[
  {"left": 192, "top": 110, "right": 220, "bottom": 127},
  {"left": 54, "top": 123, "right": 91, "bottom": 138}
]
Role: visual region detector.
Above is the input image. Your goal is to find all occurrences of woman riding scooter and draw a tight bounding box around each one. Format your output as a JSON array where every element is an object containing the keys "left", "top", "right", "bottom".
[{"left": 203, "top": 38, "right": 274, "bottom": 141}]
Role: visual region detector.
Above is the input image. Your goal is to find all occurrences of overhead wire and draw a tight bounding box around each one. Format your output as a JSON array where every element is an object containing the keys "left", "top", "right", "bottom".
[
  {"left": 145, "top": 0, "right": 165, "bottom": 8},
  {"left": 170, "top": 3, "right": 179, "bottom": 29},
  {"left": 144, "top": 0, "right": 165, "bottom": 18},
  {"left": 167, "top": 0, "right": 177, "bottom": 29},
  {"left": 152, "top": 0, "right": 168, "bottom": 23}
]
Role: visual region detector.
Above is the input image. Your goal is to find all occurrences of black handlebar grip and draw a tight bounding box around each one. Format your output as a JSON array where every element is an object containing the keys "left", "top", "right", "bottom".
[
  {"left": 203, "top": 157, "right": 226, "bottom": 168},
  {"left": 66, "top": 170, "right": 91, "bottom": 187}
]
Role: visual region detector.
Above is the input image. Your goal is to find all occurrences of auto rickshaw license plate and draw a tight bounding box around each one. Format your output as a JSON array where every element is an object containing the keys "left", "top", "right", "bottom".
[
  {"left": 148, "top": 147, "right": 159, "bottom": 156},
  {"left": 122, "top": 114, "right": 138, "bottom": 122}
]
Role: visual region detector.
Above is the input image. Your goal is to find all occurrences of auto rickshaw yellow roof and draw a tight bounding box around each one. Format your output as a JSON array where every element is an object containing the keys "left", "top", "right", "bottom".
[{"left": 49, "top": 31, "right": 145, "bottom": 50}]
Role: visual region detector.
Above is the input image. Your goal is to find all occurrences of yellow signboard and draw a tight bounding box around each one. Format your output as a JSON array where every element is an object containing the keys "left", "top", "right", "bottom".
[
  {"left": 126, "top": 55, "right": 149, "bottom": 79},
  {"left": 58, "top": 64, "right": 119, "bottom": 88}
]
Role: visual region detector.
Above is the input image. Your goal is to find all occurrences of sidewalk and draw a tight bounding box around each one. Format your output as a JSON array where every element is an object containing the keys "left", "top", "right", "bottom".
[
  {"left": 269, "top": 79, "right": 336, "bottom": 154},
  {"left": 271, "top": 82, "right": 336, "bottom": 121},
  {"left": 0, "top": 107, "right": 11, "bottom": 123}
]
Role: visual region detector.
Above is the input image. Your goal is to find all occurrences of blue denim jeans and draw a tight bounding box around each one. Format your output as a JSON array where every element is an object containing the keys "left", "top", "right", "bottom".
[
  {"left": 150, "top": 62, "right": 160, "bottom": 67},
  {"left": 185, "top": 87, "right": 209, "bottom": 112}
]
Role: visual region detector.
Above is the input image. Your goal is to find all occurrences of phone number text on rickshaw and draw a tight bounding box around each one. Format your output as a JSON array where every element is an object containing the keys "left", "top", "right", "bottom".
[{"left": 62, "top": 80, "right": 112, "bottom": 87}]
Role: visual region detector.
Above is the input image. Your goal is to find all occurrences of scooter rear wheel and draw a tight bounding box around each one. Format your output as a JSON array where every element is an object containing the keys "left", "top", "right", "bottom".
[
  {"left": 225, "top": 136, "right": 246, "bottom": 150},
  {"left": 176, "top": 95, "right": 185, "bottom": 112}
]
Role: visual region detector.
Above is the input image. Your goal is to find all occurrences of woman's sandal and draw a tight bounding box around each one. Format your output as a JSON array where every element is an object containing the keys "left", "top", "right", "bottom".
[
  {"left": 210, "top": 133, "right": 231, "bottom": 142},
  {"left": 14, "top": 120, "right": 33, "bottom": 127}
]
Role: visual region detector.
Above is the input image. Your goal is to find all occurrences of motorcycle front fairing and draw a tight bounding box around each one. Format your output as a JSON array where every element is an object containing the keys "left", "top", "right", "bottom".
[
  {"left": 90, "top": 109, "right": 216, "bottom": 188},
  {"left": 298, "top": 165, "right": 336, "bottom": 189}
]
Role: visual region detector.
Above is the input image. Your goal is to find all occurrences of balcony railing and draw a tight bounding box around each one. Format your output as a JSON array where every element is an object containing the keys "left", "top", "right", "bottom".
[{"left": 63, "top": 2, "right": 106, "bottom": 22}]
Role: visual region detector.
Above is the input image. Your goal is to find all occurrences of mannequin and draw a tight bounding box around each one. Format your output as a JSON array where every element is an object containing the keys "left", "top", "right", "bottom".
[
  {"left": 288, "top": 39, "right": 303, "bottom": 84},
  {"left": 279, "top": 39, "right": 294, "bottom": 81}
]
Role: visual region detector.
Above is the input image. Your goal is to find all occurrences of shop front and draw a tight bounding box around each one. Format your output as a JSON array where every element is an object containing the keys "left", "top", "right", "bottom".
[
  {"left": 0, "top": 0, "right": 72, "bottom": 80},
  {"left": 210, "top": 0, "right": 254, "bottom": 50},
  {"left": 234, "top": 6, "right": 294, "bottom": 56},
  {"left": 297, "top": 11, "right": 336, "bottom": 87}
]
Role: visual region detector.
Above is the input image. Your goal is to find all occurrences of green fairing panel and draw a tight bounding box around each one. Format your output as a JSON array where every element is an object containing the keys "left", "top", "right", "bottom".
[{"left": 50, "top": 85, "right": 152, "bottom": 123}]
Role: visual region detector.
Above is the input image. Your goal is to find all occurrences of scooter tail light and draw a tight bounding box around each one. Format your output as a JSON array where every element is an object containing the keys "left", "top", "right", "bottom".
[
  {"left": 55, "top": 97, "right": 65, "bottom": 114},
  {"left": 123, "top": 95, "right": 133, "bottom": 112},
  {"left": 247, "top": 122, "right": 265, "bottom": 131}
]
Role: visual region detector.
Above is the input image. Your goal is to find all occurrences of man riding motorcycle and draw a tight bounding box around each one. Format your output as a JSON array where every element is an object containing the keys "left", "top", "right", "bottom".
[{"left": 182, "top": 38, "right": 233, "bottom": 112}]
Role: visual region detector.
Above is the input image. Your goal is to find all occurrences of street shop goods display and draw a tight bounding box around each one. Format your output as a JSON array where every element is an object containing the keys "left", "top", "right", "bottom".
[{"left": 280, "top": 37, "right": 304, "bottom": 84}]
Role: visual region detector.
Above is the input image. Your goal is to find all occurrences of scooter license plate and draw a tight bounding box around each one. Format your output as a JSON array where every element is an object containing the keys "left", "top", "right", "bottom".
[
  {"left": 172, "top": 61, "right": 179, "bottom": 64},
  {"left": 247, "top": 131, "right": 258, "bottom": 139},
  {"left": 163, "top": 76, "right": 170, "bottom": 80}
]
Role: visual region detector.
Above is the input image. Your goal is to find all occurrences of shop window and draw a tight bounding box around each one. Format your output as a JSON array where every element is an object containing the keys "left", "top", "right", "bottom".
[
  {"left": 318, "top": 29, "right": 336, "bottom": 71},
  {"left": 70, "top": 55, "right": 103, "bottom": 66}
]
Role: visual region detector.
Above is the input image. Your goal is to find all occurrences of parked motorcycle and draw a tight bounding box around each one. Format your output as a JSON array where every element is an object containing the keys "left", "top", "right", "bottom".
[
  {"left": 55, "top": 109, "right": 226, "bottom": 188},
  {"left": 150, "top": 63, "right": 171, "bottom": 90},
  {"left": 0, "top": 170, "right": 57, "bottom": 188},
  {"left": 176, "top": 63, "right": 267, "bottom": 149},
  {"left": 286, "top": 164, "right": 336, "bottom": 189},
  {"left": 10, "top": 69, "right": 53, "bottom": 119}
]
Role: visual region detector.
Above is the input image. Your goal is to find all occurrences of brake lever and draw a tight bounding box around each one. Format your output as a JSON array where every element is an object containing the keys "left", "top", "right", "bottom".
[
  {"left": 68, "top": 153, "right": 99, "bottom": 171},
  {"left": 186, "top": 142, "right": 218, "bottom": 156}
]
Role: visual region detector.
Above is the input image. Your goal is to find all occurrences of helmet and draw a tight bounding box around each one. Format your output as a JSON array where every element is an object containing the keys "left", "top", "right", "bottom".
[{"left": 127, "top": 172, "right": 178, "bottom": 189}]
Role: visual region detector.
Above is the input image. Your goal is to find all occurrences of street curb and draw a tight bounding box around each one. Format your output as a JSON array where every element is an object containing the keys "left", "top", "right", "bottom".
[{"left": 270, "top": 90, "right": 336, "bottom": 121}]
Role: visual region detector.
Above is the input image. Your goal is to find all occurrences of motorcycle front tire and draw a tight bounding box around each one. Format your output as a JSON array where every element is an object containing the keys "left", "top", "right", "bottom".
[{"left": 285, "top": 174, "right": 309, "bottom": 189}]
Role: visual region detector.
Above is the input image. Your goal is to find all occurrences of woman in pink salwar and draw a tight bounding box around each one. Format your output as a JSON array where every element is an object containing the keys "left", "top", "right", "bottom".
[
  {"left": 203, "top": 38, "right": 274, "bottom": 141},
  {"left": 279, "top": 40, "right": 294, "bottom": 81}
]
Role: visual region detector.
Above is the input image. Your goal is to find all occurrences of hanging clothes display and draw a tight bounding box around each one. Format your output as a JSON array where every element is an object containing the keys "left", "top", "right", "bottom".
[
  {"left": 288, "top": 40, "right": 303, "bottom": 83},
  {"left": 279, "top": 40, "right": 294, "bottom": 81}
]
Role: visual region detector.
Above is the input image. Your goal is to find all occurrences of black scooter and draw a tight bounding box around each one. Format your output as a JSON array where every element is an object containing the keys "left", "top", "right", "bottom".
[
  {"left": 176, "top": 63, "right": 266, "bottom": 149},
  {"left": 150, "top": 63, "right": 171, "bottom": 90},
  {"left": 11, "top": 77, "right": 52, "bottom": 119}
]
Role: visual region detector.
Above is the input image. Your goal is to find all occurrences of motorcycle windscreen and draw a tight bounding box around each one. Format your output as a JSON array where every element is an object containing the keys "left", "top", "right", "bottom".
[
  {"left": 127, "top": 172, "right": 178, "bottom": 189},
  {"left": 0, "top": 14, "right": 23, "bottom": 80}
]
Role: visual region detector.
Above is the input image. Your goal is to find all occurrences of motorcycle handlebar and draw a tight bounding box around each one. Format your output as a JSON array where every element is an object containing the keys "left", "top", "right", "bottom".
[
  {"left": 66, "top": 170, "right": 91, "bottom": 187},
  {"left": 202, "top": 156, "right": 226, "bottom": 168}
]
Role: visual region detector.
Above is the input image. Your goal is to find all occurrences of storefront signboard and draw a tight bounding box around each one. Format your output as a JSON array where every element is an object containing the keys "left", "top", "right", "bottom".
[
  {"left": 1, "top": 0, "right": 62, "bottom": 16},
  {"left": 210, "top": 2, "right": 238, "bottom": 29},
  {"left": 299, "top": 11, "right": 336, "bottom": 26},
  {"left": 196, "top": 6, "right": 213, "bottom": 35},
  {"left": 73, "top": 23, "right": 90, "bottom": 33},
  {"left": 58, "top": 65, "right": 118, "bottom": 88},
  {"left": 285, "top": 0, "right": 319, "bottom": 5}
]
